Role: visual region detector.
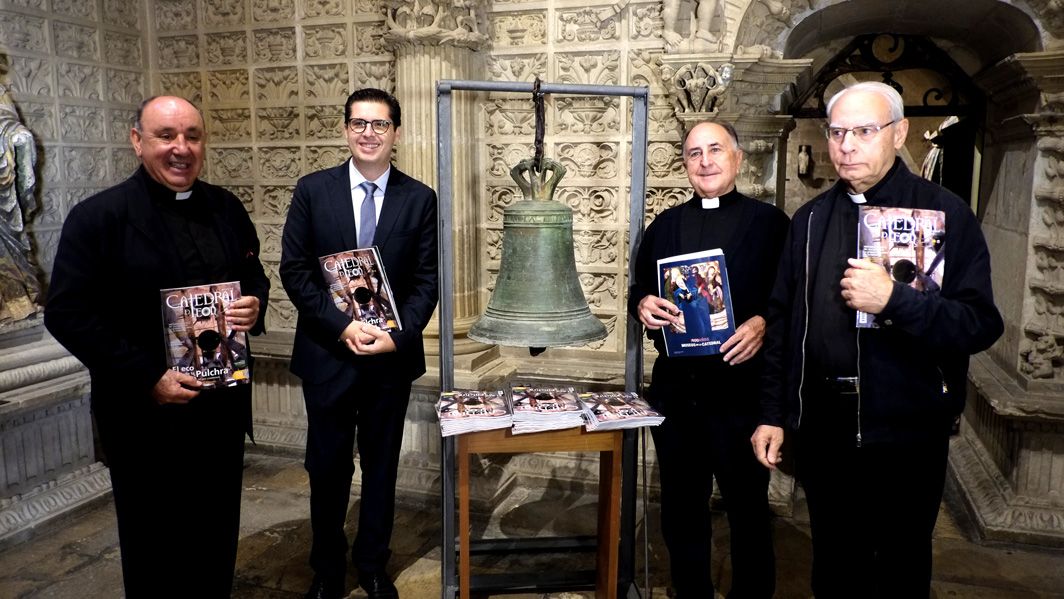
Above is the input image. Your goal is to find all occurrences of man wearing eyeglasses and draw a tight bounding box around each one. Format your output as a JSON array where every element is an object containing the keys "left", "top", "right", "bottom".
[
  {"left": 751, "top": 81, "right": 1002, "bottom": 597},
  {"left": 280, "top": 88, "right": 438, "bottom": 599}
]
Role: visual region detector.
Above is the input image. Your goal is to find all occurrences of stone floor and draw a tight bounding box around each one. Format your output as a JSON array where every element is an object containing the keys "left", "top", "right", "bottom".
[{"left": 2, "top": 452, "right": 1064, "bottom": 598}]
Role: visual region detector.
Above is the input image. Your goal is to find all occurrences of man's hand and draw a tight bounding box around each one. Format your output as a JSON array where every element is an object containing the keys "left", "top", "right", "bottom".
[
  {"left": 720, "top": 315, "right": 765, "bottom": 365},
  {"left": 344, "top": 322, "right": 397, "bottom": 355},
  {"left": 841, "top": 258, "right": 894, "bottom": 314},
  {"left": 225, "top": 295, "right": 260, "bottom": 331},
  {"left": 751, "top": 424, "right": 784, "bottom": 470},
  {"left": 637, "top": 295, "right": 680, "bottom": 330},
  {"left": 152, "top": 369, "right": 201, "bottom": 405}
]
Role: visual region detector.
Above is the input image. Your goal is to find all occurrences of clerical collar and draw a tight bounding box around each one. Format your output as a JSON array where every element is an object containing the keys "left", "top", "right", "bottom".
[
  {"left": 848, "top": 192, "right": 866, "bottom": 204},
  {"left": 175, "top": 190, "right": 192, "bottom": 200},
  {"left": 696, "top": 187, "right": 740, "bottom": 210},
  {"left": 141, "top": 166, "right": 197, "bottom": 202}
]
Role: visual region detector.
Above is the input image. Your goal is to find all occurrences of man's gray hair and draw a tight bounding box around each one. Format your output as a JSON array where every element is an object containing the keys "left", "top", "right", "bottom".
[{"left": 826, "top": 81, "right": 904, "bottom": 122}]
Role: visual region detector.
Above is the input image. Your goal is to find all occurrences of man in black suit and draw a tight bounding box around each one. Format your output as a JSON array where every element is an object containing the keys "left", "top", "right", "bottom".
[
  {"left": 280, "top": 88, "right": 438, "bottom": 599},
  {"left": 45, "top": 95, "right": 269, "bottom": 598}
]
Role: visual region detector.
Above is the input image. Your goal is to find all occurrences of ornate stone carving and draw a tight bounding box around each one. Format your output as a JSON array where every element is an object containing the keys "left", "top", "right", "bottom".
[
  {"left": 258, "top": 147, "right": 301, "bottom": 179},
  {"left": 556, "top": 142, "right": 619, "bottom": 179},
  {"left": 266, "top": 298, "right": 297, "bottom": 329},
  {"left": 556, "top": 52, "right": 619, "bottom": 86},
  {"left": 104, "top": 32, "right": 142, "bottom": 68},
  {"left": 304, "top": 24, "right": 348, "bottom": 59},
  {"left": 556, "top": 97, "right": 620, "bottom": 135},
  {"left": 209, "top": 69, "right": 249, "bottom": 102},
  {"left": 0, "top": 464, "right": 111, "bottom": 545},
  {"left": 258, "top": 222, "right": 284, "bottom": 256},
  {"left": 1019, "top": 334, "right": 1063, "bottom": 379},
  {"left": 662, "top": 0, "right": 725, "bottom": 53},
  {"left": 3, "top": 57, "right": 52, "bottom": 97},
  {"left": 206, "top": 31, "right": 248, "bottom": 66},
  {"left": 103, "top": 0, "right": 139, "bottom": 29},
  {"left": 631, "top": 3, "right": 663, "bottom": 40},
  {"left": 21, "top": 102, "right": 56, "bottom": 140},
  {"left": 208, "top": 147, "right": 253, "bottom": 180},
  {"left": 111, "top": 146, "right": 139, "bottom": 179},
  {"left": 260, "top": 185, "right": 294, "bottom": 217},
  {"left": 205, "top": 0, "right": 247, "bottom": 25},
  {"left": 303, "top": 0, "right": 346, "bottom": 18},
  {"left": 230, "top": 185, "right": 254, "bottom": 214},
  {"left": 53, "top": 22, "right": 99, "bottom": 61},
  {"left": 554, "top": 186, "right": 617, "bottom": 224},
  {"left": 252, "top": 0, "right": 295, "bottom": 22},
  {"left": 485, "top": 229, "right": 502, "bottom": 261},
  {"left": 157, "top": 36, "right": 200, "bottom": 69},
  {"left": 4, "top": 0, "right": 45, "bottom": 9},
  {"left": 487, "top": 54, "right": 546, "bottom": 83},
  {"left": 581, "top": 315, "right": 616, "bottom": 351},
  {"left": 352, "top": 62, "right": 394, "bottom": 92},
  {"left": 304, "top": 64, "right": 349, "bottom": 100},
  {"left": 254, "top": 28, "right": 297, "bottom": 63},
  {"left": 39, "top": 190, "right": 65, "bottom": 227},
  {"left": 557, "top": 7, "right": 619, "bottom": 43},
  {"left": 353, "top": 22, "right": 389, "bottom": 55},
  {"left": 207, "top": 108, "right": 252, "bottom": 142},
  {"left": 257, "top": 107, "right": 301, "bottom": 140},
  {"left": 486, "top": 185, "right": 520, "bottom": 223},
  {"left": 486, "top": 143, "right": 533, "bottom": 178},
  {"left": 105, "top": 69, "right": 143, "bottom": 104},
  {"left": 62, "top": 147, "right": 108, "bottom": 183},
  {"left": 647, "top": 141, "right": 685, "bottom": 179},
  {"left": 490, "top": 12, "right": 545, "bottom": 47},
  {"left": 305, "top": 105, "right": 344, "bottom": 140},
  {"left": 645, "top": 186, "right": 689, "bottom": 224},
  {"left": 54, "top": 0, "right": 97, "bottom": 19},
  {"left": 0, "top": 14, "right": 47, "bottom": 53},
  {"left": 159, "top": 72, "right": 202, "bottom": 104},
  {"left": 59, "top": 105, "right": 104, "bottom": 143},
  {"left": 385, "top": 0, "right": 488, "bottom": 50},
  {"left": 485, "top": 99, "right": 535, "bottom": 136},
  {"left": 30, "top": 229, "right": 61, "bottom": 273},
  {"left": 254, "top": 67, "right": 299, "bottom": 103},
  {"left": 573, "top": 230, "right": 619, "bottom": 267},
  {"left": 41, "top": 147, "right": 61, "bottom": 183},
  {"left": 579, "top": 272, "right": 619, "bottom": 309},
  {"left": 155, "top": 0, "right": 197, "bottom": 31},
  {"left": 659, "top": 57, "right": 733, "bottom": 120},
  {"left": 57, "top": 63, "right": 101, "bottom": 99},
  {"left": 305, "top": 145, "right": 347, "bottom": 172}
]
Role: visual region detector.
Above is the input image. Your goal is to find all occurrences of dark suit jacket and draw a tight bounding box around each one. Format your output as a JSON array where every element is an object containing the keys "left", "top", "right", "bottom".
[
  {"left": 44, "top": 167, "right": 270, "bottom": 454},
  {"left": 279, "top": 160, "right": 438, "bottom": 390}
]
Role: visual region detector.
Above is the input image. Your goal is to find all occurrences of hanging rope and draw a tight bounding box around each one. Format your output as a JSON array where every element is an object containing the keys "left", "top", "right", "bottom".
[{"left": 532, "top": 77, "right": 545, "bottom": 173}]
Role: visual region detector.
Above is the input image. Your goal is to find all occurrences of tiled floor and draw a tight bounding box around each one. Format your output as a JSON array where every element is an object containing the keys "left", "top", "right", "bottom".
[{"left": 2, "top": 452, "right": 1063, "bottom": 598}]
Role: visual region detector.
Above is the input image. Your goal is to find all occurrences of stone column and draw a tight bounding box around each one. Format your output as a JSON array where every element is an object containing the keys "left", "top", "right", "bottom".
[{"left": 384, "top": 0, "right": 492, "bottom": 363}]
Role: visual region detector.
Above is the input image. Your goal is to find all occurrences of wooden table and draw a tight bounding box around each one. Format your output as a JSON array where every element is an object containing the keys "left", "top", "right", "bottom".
[{"left": 456, "top": 426, "right": 623, "bottom": 599}]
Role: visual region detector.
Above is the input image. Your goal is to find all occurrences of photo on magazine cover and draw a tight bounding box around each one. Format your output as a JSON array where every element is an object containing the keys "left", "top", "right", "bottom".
[
  {"left": 161, "top": 281, "right": 249, "bottom": 388},
  {"left": 319, "top": 247, "right": 402, "bottom": 332},
  {"left": 656, "top": 248, "right": 736, "bottom": 357}
]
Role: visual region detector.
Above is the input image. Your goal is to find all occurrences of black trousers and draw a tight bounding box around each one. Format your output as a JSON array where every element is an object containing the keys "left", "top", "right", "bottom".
[
  {"left": 103, "top": 389, "right": 248, "bottom": 599},
  {"left": 796, "top": 418, "right": 950, "bottom": 599},
  {"left": 650, "top": 393, "right": 775, "bottom": 599},
  {"left": 303, "top": 374, "right": 411, "bottom": 580}
]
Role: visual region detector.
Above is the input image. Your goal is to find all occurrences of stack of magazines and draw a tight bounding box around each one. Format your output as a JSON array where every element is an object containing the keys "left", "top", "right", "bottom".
[
  {"left": 510, "top": 386, "right": 591, "bottom": 434},
  {"left": 435, "top": 390, "right": 512, "bottom": 437},
  {"left": 579, "top": 391, "right": 664, "bottom": 431}
]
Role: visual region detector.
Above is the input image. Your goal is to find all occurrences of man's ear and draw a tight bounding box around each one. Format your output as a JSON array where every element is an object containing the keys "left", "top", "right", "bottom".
[
  {"left": 893, "top": 118, "right": 910, "bottom": 150},
  {"left": 130, "top": 127, "right": 143, "bottom": 157}
]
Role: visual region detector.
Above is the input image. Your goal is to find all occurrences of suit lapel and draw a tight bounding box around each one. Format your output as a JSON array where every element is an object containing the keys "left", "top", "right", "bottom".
[
  {"left": 125, "top": 170, "right": 185, "bottom": 280},
  {"left": 374, "top": 166, "right": 409, "bottom": 245},
  {"left": 330, "top": 160, "right": 357, "bottom": 250}
]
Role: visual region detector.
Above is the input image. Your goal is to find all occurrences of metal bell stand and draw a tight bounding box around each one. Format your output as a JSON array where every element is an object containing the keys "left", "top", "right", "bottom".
[{"left": 436, "top": 80, "right": 649, "bottom": 599}]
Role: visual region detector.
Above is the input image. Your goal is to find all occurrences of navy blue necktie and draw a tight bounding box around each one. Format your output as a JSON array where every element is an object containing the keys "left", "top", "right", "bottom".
[{"left": 358, "top": 181, "right": 377, "bottom": 248}]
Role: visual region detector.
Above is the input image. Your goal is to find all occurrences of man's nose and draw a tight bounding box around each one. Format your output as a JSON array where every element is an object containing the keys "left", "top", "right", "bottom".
[{"left": 839, "top": 130, "right": 857, "bottom": 151}]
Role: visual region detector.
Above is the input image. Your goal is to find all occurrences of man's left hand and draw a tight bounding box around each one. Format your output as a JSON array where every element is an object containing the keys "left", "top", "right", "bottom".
[
  {"left": 720, "top": 315, "right": 765, "bottom": 365},
  {"left": 841, "top": 258, "right": 893, "bottom": 314},
  {"left": 344, "top": 322, "right": 397, "bottom": 355},
  {"left": 225, "top": 296, "right": 260, "bottom": 331}
]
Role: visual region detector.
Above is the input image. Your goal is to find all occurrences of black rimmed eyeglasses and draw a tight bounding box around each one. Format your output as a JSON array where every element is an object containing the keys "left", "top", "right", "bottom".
[
  {"left": 824, "top": 120, "right": 896, "bottom": 143},
  {"left": 347, "top": 118, "right": 393, "bottom": 134}
]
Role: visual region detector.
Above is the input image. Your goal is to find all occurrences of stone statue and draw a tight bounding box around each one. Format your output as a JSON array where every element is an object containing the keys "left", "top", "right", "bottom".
[
  {"left": 0, "top": 84, "right": 42, "bottom": 325},
  {"left": 662, "top": 0, "right": 722, "bottom": 52},
  {"left": 797, "top": 145, "right": 810, "bottom": 176}
]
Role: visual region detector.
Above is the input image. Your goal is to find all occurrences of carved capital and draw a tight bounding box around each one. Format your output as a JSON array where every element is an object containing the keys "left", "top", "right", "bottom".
[
  {"left": 384, "top": 0, "right": 488, "bottom": 51},
  {"left": 659, "top": 53, "right": 734, "bottom": 127}
]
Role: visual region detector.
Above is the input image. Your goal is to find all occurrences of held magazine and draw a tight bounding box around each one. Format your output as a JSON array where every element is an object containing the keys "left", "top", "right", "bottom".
[
  {"left": 319, "top": 246, "right": 402, "bottom": 332},
  {"left": 656, "top": 248, "right": 736, "bottom": 357},
  {"left": 856, "top": 206, "right": 945, "bottom": 328},
  {"left": 161, "top": 281, "right": 249, "bottom": 388}
]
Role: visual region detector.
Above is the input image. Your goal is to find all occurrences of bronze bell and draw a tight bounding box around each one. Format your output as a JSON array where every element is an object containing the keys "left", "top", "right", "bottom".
[{"left": 469, "top": 157, "right": 608, "bottom": 349}]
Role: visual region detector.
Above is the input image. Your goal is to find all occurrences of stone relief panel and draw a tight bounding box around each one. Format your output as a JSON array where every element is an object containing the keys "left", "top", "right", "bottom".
[
  {"left": 204, "top": 0, "right": 247, "bottom": 26},
  {"left": 485, "top": 99, "right": 535, "bottom": 136},
  {"left": 209, "top": 69, "right": 250, "bottom": 102},
  {"left": 159, "top": 71, "right": 203, "bottom": 103},
  {"left": 304, "top": 64, "right": 349, "bottom": 100},
  {"left": 556, "top": 97, "right": 620, "bottom": 135},
  {"left": 111, "top": 146, "right": 139, "bottom": 178},
  {"left": 490, "top": 12, "right": 546, "bottom": 47},
  {"left": 573, "top": 229, "right": 620, "bottom": 267},
  {"left": 556, "top": 6, "right": 620, "bottom": 44},
  {"left": 57, "top": 63, "right": 102, "bottom": 100},
  {"left": 105, "top": 69, "right": 144, "bottom": 104},
  {"left": 3, "top": 57, "right": 53, "bottom": 97},
  {"left": 645, "top": 186, "right": 689, "bottom": 224},
  {"left": 258, "top": 147, "right": 302, "bottom": 179},
  {"left": 486, "top": 185, "right": 521, "bottom": 223},
  {"left": 257, "top": 107, "right": 302, "bottom": 140},
  {"left": 155, "top": 0, "right": 197, "bottom": 31},
  {"left": 485, "top": 229, "right": 502, "bottom": 261},
  {"left": 258, "top": 222, "right": 284, "bottom": 256},
  {"left": 59, "top": 105, "right": 105, "bottom": 143},
  {"left": 41, "top": 147, "right": 62, "bottom": 183},
  {"left": 254, "top": 67, "right": 300, "bottom": 103},
  {"left": 487, "top": 54, "right": 546, "bottom": 83},
  {"left": 352, "top": 0, "right": 380, "bottom": 14},
  {"left": 260, "top": 185, "right": 294, "bottom": 217},
  {"left": 205, "top": 31, "right": 248, "bottom": 66},
  {"left": 254, "top": 28, "right": 297, "bottom": 63},
  {"left": 266, "top": 297, "right": 297, "bottom": 329},
  {"left": 303, "top": 24, "right": 348, "bottom": 59},
  {"left": 630, "top": 2, "right": 663, "bottom": 41},
  {"left": 229, "top": 185, "right": 255, "bottom": 214},
  {"left": 20, "top": 102, "right": 56, "bottom": 141},
  {"left": 486, "top": 143, "right": 534, "bottom": 178},
  {"left": 302, "top": 0, "right": 347, "bottom": 18},
  {"left": 30, "top": 229, "right": 62, "bottom": 275},
  {"left": 103, "top": 0, "right": 140, "bottom": 29},
  {"left": 252, "top": 0, "right": 296, "bottom": 22},
  {"left": 53, "top": 22, "right": 99, "bottom": 61},
  {"left": 108, "top": 108, "right": 136, "bottom": 142},
  {"left": 556, "top": 51, "right": 620, "bottom": 86},
  {"left": 647, "top": 141, "right": 684, "bottom": 179},
  {"left": 555, "top": 186, "right": 618, "bottom": 224},
  {"left": 53, "top": 0, "right": 97, "bottom": 18},
  {"left": 207, "top": 108, "right": 252, "bottom": 141},
  {"left": 305, "top": 105, "right": 344, "bottom": 140},
  {"left": 579, "top": 272, "right": 620, "bottom": 309},
  {"left": 5, "top": 0, "right": 46, "bottom": 10},
  {"left": 63, "top": 147, "right": 109, "bottom": 184},
  {"left": 352, "top": 62, "right": 393, "bottom": 92},
  {"left": 208, "top": 147, "right": 254, "bottom": 180},
  {"left": 104, "top": 32, "right": 143, "bottom": 68},
  {"left": 38, "top": 189, "right": 66, "bottom": 228},
  {"left": 305, "top": 145, "right": 348, "bottom": 172},
  {"left": 556, "top": 142, "right": 619, "bottom": 180},
  {"left": 352, "top": 21, "right": 388, "bottom": 55},
  {"left": 0, "top": 13, "right": 48, "bottom": 54},
  {"left": 157, "top": 36, "right": 201, "bottom": 69},
  {"left": 582, "top": 315, "right": 617, "bottom": 351}
]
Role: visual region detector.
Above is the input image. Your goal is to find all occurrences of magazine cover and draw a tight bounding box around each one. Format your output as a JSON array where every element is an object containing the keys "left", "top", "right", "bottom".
[
  {"left": 160, "top": 281, "right": 249, "bottom": 388},
  {"left": 656, "top": 248, "right": 736, "bottom": 357},
  {"left": 856, "top": 206, "right": 946, "bottom": 328},
  {"left": 578, "top": 391, "right": 664, "bottom": 431},
  {"left": 436, "top": 390, "right": 512, "bottom": 436},
  {"left": 319, "top": 246, "right": 402, "bottom": 332},
  {"left": 510, "top": 386, "right": 583, "bottom": 415}
]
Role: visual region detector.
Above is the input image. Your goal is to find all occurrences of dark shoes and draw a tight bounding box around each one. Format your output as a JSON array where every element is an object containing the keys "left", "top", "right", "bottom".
[
  {"left": 359, "top": 570, "right": 399, "bottom": 599},
  {"left": 304, "top": 575, "right": 345, "bottom": 599}
]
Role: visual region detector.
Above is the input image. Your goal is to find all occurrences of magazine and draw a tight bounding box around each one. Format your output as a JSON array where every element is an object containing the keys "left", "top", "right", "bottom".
[
  {"left": 319, "top": 246, "right": 402, "bottom": 332},
  {"left": 656, "top": 248, "right": 736, "bottom": 357},
  {"left": 510, "top": 386, "right": 588, "bottom": 434},
  {"left": 436, "top": 390, "right": 512, "bottom": 437},
  {"left": 855, "top": 206, "right": 945, "bottom": 328},
  {"left": 160, "top": 281, "right": 249, "bottom": 388},
  {"left": 579, "top": 391, "right": 664, "bottom": 431}
]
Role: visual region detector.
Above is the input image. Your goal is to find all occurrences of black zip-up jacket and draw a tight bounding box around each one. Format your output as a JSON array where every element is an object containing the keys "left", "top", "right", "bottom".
[{"left": 758, "top": 161, "right": 1003, "bottom": 444}]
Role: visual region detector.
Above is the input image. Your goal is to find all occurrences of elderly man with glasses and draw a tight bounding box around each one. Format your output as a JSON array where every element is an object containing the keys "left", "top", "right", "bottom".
[{"left": 751, "top": 81, "right": 1003, "bottom": 597}]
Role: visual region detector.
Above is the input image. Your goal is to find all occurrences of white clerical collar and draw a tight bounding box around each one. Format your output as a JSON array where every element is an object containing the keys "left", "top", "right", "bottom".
[
  {"left": 701, "top": 197, "right": 720, "bottom": 209},
  {"left": 175, "top": 190, "right": 192, "bottom": 200},
  {"left": 848, "top": 192, "right": 867, "bottom": 204}
]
